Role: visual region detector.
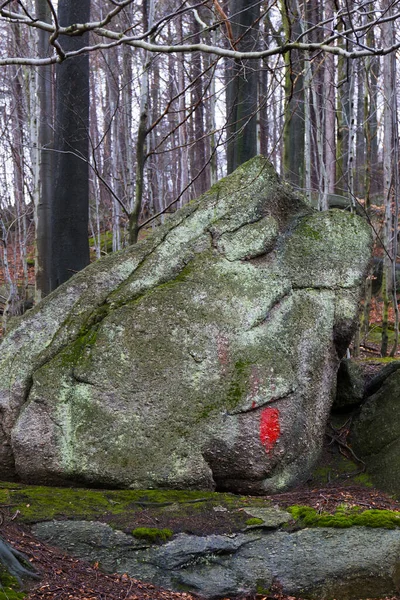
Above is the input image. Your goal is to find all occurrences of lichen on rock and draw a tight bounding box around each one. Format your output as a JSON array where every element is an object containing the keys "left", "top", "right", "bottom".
[{"left": 0, "top": 157, "right": 372, "bottom": 493}]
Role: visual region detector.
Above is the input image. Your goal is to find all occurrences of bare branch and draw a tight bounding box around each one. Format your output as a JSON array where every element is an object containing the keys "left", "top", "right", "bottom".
[{"left": 1, "top": 1, "right": 400, "bottom": 66}]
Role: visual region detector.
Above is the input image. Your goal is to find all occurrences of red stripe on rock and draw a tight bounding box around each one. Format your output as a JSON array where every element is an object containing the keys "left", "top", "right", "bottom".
[{"left": 260, "top": 407, "right": 280, "bottom": 452}]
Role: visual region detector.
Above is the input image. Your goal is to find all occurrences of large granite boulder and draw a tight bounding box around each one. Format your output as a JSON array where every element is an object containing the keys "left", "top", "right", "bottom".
[
  {"left": 0, "top": 157, "right": 372, "bottom": 493},
  {"left": 352, "top": 367, "right": 400, "bottom": 495}
]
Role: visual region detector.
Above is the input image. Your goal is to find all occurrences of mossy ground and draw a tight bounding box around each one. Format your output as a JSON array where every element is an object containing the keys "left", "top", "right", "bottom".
[
  {"left": 132, "top": 527, "right": 173, "bottom": 543},
  {"left": 0, "top": 478, "right": 398, "bottom": 541},
  {"left": 0, "top": 419, "right": 393, "bottom": 540},
  {"left": 288, "top": 505, "right": 400, "bottom": 528},
  {"left": 309, "top": 441, "right": 374, "bottom": 488},
  {"left": 0, "top": 483, "right": 270, "bottom": 536},
  {"left": 245, "top": 517, "right": 264, "bottom": 526}
]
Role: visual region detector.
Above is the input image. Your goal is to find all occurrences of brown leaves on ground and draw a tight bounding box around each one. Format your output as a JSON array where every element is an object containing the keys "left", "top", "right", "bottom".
[
  {"left": 263, "top": 485, "right": 400, "bottom": 514},
  {"left": 3, "top": 523, "right": 198, "bottom": 600}
]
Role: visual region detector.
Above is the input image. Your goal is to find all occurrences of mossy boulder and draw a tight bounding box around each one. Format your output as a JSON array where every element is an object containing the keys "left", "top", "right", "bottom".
[
  {"left": 0, "top": 157, "right": 372, "bottom": 493},
  {"left": 351, "top": 367, "right": 400, "bottom": 495}
]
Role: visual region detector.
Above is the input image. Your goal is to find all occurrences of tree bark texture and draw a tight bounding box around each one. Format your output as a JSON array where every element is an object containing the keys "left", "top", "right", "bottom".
[
  {"left": 226, "top": 0, "right": 260, "bottom": 173},
  {"left": 51, "top": 0, "right": 90, "bottom": 290},
  {"left": 282, "top": 0, "right": 305, "bottom": 188},
  {"left": 35, "top": 0, "right": 54, "bottom": 300}
]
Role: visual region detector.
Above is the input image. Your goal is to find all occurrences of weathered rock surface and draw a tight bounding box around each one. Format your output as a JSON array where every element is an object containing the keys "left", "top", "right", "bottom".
[
  {"left": 32, "top": 520, "right": 400, "bottom": 599},
  {"left": 352, "top": 368, "right": 400, "bottom": 495},
  {"left": 0, "top": 157, "right": 372, "bottom": 492}
]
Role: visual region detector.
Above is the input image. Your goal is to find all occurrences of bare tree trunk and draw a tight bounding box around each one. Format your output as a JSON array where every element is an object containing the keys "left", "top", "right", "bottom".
[
  {"left": 355, "top": 60, "right": 365, "bottom": 198},
  {"left": 34, "top": 0, "right": 54, "bottom": 301},
  {"left": 51, "top": 0, "right": 90, "bottom": 290},
  {"left": 129, "top": 0, "right": 155, "bottom": 244},
  {"left": 336, "top": 8, "right": 352, "bottom": 197},
  {"left": 381, "top": 3, "right": 395, "bottom": 357},
  {"left": 226, "top": 0, "right": 260, "bottom": 173},
  {"left": 189, "top": 17, "right": 209, "bottom": 196},
  {"left": 323, "top": 35, "right": 336, "bottom": 203},
  {"left": 282, "top": 0, "right": 305, "bottom": 187},
  {"left": 177, "top": 14, "right": 189, "bottom": 208}
]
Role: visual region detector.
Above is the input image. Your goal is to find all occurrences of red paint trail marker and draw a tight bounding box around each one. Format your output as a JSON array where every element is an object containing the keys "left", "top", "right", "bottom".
[{"left": 260, "top": 408, "right": 280, "bottom": 452}]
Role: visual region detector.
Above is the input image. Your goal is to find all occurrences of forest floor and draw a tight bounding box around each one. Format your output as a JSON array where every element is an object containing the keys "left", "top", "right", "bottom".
[
  {"left": 0, "top": 473, "right": 397, "bottom": 600},
  {"left": 0, "top": 485, "right": 397, "bottom": 600}
]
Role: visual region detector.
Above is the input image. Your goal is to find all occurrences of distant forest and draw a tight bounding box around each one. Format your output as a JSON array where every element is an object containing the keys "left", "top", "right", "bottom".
[{"left": 0, "top": 0, "right": 399, "bottom": 354}]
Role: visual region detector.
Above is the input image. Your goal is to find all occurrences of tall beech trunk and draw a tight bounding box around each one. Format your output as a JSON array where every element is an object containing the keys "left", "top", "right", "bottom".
[
  {"left": 51, "top": 0, "right": 90, "bottom": 290},
  {"left": 34, "top": 0, "right": 54, "bottom": 300},
  {"left": 282, "top": 0, "right": 305, "bottom": 188},
  {"left": 226, "top": 0, "right": 260, "bottom": 173}
]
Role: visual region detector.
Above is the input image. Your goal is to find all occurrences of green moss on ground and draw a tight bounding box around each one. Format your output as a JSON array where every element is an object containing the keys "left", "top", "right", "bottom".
[
  {"left": 353, "top": 473, "right": 374, "bottom": 488},
  {"left": 0, "top": 482, "right": 257, "bottom": 526},
  {"left": 288, "top": 505, "right": 400, "bottom": 529},
  {"left": 0, "top": 587, "right": 25, "bottom": 600},
  {"left": 132, "top": 527, "right": 173, "bottom": 543},
  {"left": 255, "top": 580, "right": 271, "bottom": 595},
  {"left": 245, "top": 517, "right": 264, "bottom": 526},
  {"left": 1, "top": 481, "right": 398, "bottom": 539},
  {"left": 362, "top": 356, "right": 399, "bottom": 364}
]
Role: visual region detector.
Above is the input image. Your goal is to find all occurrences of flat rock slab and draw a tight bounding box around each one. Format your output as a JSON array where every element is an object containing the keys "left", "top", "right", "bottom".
[
  {"left": 242, "top": 506, "right": 292, "bottom": 527},
  {"left": 32, "top": 520, "right": 400, "bottom": 599}
]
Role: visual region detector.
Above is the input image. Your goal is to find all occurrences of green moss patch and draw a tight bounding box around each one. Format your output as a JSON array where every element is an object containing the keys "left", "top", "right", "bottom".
[
  {"left": 0, "top": 587, "right": 25, "bottom": 600},
  {"left": 0, "top": 482, "right": 272, "bottom": 536},
  {"left": 132, "top": 527, "right": 173, "bottom": 543},
  {"left": 245, "top": 517, "right": 264, "bottom": 526},
  {"left": 288, "top": 505, "right": 400, "bottom": 529}
]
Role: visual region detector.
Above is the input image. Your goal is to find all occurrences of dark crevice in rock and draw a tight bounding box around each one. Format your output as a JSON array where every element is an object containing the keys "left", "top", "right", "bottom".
[
  {"left": 292, "top": 284, "right": 359, "bottom": 291},
  {"left": 19, "top": 374, "right": 34, "bottom": 412},
  {"left": 72, "top": 372, "right": 96, "bottom": 386},
  {"left": 249, "top": 288, "right": 292, "bottom": 330},
  {"left": 227, "top": 392, "right": 294, "bottom": 415}
]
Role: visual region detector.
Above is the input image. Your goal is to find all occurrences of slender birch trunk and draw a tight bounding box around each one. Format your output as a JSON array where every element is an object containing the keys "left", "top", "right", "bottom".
[{"left": 129, "top": 0, "right": 155, "bottom": 244}]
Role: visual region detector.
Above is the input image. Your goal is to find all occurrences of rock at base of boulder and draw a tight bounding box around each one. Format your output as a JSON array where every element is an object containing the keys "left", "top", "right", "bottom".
[
  {"left": 32, "top": 520, "right": 400, "bottom": 600},
  {"left": 352, "top": 368, "right": 400, "bottom": 496}
]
